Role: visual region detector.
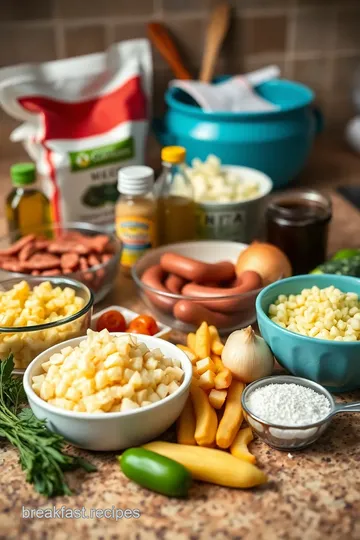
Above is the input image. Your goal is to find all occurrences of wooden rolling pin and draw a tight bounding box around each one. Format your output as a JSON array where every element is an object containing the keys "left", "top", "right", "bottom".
[{"left": 148, "top": 22, "right": 192, "bottom": 80}]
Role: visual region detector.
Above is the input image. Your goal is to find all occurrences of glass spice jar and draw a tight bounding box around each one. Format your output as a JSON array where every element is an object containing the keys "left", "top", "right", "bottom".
[
  {"left": 115, "top": 166, "right": 158, "bottom": 275},
  {"left": 266, "top": 189, "right": 332, "bottom": 275}
]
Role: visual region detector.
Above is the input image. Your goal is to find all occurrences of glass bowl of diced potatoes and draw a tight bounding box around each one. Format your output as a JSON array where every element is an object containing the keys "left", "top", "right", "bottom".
[
  {"left": 23, "top": 331, "right": 192, "bottom": 451},
  {"left": 0, "top": 276, "right": 93, "bottom": 373}
]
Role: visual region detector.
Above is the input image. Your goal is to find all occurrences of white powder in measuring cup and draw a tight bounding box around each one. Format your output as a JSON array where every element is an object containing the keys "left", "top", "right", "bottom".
[{"left": 246, "top": 383, "right": 331, "bottom": 426}]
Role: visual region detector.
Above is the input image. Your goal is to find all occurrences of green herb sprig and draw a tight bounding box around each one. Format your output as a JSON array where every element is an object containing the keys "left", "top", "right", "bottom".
[{"left": 0, "top": 355, "right": 96, "bottom": 497}]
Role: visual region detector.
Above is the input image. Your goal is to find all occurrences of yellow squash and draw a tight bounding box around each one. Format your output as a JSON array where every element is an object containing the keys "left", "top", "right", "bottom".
[
  {"left": 195, "top": 322, "right": 211, "bottom": 359},
  {"left": 216, "top": 380, "right": 245, "bottom": 448},
  {"left": 230, "top": 427, "right": 256, "bottom": 464},
  {"left": 177, "top": 344, "right": 198, "bottom": 364},
  {"left": 143, "top": 441, "right": 267, "bottom": 488},
  {"left": 214, "top": 368, "right": 232, "bottom": 389},
  {"left": 211, "top": 354, "right": 224, "bottom": 373},
  {"left": 209, "top": 325, "right": 224, "bottom": 356},
  {"left": 190, "top": 384, "right": 218, "bottom": 446},
  {"left": 177, "top": 396, "right": 196, "bottom": 445},
  {"left": 187, "top": 332, "right": 196, "bottom": 353}
]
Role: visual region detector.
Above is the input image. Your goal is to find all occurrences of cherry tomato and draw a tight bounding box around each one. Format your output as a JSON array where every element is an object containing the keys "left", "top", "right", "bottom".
[
  {"left": 127, "top": 321, "right": 151, "bottom": 335},
  {"left": 96, "top": 310, "right": 126, "bottom": 333},
  {"left": 129, "top": 315, "right": 159, "bottom": 336}
]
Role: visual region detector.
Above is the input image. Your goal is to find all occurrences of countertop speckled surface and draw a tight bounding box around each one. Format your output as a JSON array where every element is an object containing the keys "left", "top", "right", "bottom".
[
  {"left": 1, "top": 397, "right": 360, "bottom": 540},
  {"left": 1, "top": 136, "right": 360, "bottom": 539}
]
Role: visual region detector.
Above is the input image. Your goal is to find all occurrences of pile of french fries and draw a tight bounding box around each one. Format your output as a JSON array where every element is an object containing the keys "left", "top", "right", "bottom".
[{"left": 176, "top": 322, "right": 255, "bottom": 463}]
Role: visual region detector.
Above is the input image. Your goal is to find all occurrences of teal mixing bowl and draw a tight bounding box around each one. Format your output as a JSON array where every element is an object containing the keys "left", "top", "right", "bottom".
[
  {"left": 153, "top": 78, "right": 322, "bottom": 189},
  {"left": 256, "top": 274, "right": 360, "bottom": 392}
]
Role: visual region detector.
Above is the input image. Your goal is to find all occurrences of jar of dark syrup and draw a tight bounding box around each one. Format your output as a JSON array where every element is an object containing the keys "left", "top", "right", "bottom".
[{"left": 266, "top": 189, "right": 332, "bottom": 275}]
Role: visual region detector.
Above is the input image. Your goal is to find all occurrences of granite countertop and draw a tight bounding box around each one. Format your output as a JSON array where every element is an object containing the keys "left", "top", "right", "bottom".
[{"left": 1, "top": 135, "right": 360, "bottom": 539}]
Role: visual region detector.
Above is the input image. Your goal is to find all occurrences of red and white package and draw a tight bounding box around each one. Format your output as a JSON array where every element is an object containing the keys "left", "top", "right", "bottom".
[{"left": 0, "top": 39, "right": 152, "bottom": 226}]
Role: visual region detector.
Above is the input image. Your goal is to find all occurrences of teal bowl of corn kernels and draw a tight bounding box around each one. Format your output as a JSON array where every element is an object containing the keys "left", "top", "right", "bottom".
[{"left": 256, "top": 274, "right": 360, "bottom": 392}]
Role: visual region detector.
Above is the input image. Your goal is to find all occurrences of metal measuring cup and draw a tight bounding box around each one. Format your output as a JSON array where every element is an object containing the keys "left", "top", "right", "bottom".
[{"left": 241, "top": 375, "right": 360, "bottom": 451}]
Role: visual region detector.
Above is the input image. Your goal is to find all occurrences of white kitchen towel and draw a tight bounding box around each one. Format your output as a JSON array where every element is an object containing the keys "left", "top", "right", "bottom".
[{"left": 169, "top": 66, "right": 280, "bottom": 112}]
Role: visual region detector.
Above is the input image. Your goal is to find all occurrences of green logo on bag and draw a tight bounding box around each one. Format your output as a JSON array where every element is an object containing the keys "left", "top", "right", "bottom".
[{"left": 69, "top": 137, "right": 134, "bottom": 172}]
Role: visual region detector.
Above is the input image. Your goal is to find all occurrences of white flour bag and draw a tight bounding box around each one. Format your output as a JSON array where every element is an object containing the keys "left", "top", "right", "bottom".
[{"left": 0, "top": 39, "right": 152, "bottom": 225}]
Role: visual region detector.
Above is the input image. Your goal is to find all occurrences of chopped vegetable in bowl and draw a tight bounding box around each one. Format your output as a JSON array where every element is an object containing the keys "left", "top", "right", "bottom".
[{"left": 174, "top": 155, "right": 261, "bottom": 203}]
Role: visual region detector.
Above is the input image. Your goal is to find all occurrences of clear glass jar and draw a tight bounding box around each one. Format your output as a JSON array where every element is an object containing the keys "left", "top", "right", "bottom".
[{"left": 266, "top": 189, "right": 332, "bottom": 274}]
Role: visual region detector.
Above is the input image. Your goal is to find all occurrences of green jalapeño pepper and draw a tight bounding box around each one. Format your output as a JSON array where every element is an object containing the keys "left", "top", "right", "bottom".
[{"left": 118, "top": 448, "right": 192, "bottom": 498}]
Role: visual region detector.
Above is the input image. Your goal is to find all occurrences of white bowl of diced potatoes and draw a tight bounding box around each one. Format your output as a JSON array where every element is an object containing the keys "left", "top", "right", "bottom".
[
  {"left": 182, "top": 156, "right": 273, "bottom": 243},
  {"left": 23, "top": 329, "right": 192, "bottom": 451}
]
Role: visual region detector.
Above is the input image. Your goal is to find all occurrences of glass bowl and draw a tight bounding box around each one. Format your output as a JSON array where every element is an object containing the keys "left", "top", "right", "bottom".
[
  {"left": 0, "top": 276, "right": 93, "bottom": 373},
  {"left": 0, "top": 222, "right": 122, "bottom": 304},
  {"left": 132, "top": 241, "right": 267, "bottom": 334}
]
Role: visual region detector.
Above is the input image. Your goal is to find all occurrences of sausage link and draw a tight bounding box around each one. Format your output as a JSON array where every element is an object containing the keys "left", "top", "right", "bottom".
[
  {"left": 160, "top": 253, "right": 235, "bottom": 284},
  {"left": 173, "top": 300, "right": 243, "bottom": 328},
  {"left": 181, "top": 270, "right": 262, "bottom": 313},
  {"left": 88, "top": 235, "right": 110, "bottom": 253},
  {"left": 1, "top": 261, "right": 26, "bottom": 273},
  {"left": 18, "top": 241, "right": 37, "bottom": 262},
  {"left": 141, "top": 264, "right": 177, "bottom": 313},
  {"left": 164, "top": 274, "right": 187, "bottom": 294},
  {"left": 61, "top": 232, "right": 84, "bottom": 242},
  {"left": 48, "top": 242, "right": 89, "bottom": 255},
  {"left": 0, "top": 255, "right": 17, "bottom": 265},
  {"left": 41, "top": 269, "right": 62, "bottom": 276},
  {"left": 88, "top": 254, "right": 101, "bottom": 267},
  {"left": 68, "top": 243, "right": 90, "bottom": 255},
  {"left": 0, "top": 235, "right": 35, "bottom": 256},
  {"left": 22, "top": 254, "right": 61, "bottom": 271},
  {"left": 61, "top": 252, "right": 80, "bottom": 270},
  {"left": 102, "top": 253, "right": 113, "bottom": 264},
  {"left": 79, "top": 257, "right": 89, "bottom": 270},
  {"left": 35, "top": 239, "right": 50, "bottom": 250}
]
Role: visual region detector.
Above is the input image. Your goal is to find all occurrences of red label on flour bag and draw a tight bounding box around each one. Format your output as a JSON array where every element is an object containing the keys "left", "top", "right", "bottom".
[{"left": 0, "top": 39, "right": 152, "bottom": 225}]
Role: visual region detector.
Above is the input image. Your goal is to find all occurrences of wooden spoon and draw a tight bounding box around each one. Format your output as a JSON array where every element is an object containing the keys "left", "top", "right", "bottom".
[
  {"left": 199, "top": 1, "right": 231, "bottom": 83},
  {"left": 148, "top": 22, "right": 192, "bottom": 80}
]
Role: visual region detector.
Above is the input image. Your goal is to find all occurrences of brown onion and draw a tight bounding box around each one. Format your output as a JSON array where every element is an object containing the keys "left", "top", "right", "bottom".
[{"left": 236, "top": 241, "right": 292, "bottom": 285}]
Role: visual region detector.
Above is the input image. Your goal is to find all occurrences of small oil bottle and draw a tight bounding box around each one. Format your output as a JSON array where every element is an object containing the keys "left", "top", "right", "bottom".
[
  {"left": 6, "top": 163, "right": 51, "bottom": 238},
  {"left": 157, "top": 146, "right": 196, "bottom": 245}
]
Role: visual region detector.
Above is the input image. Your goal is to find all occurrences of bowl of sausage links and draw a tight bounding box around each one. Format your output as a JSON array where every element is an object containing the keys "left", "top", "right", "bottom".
[
  {"left": 0, "top": 222, "right": 122, "bottom": 303},
  {"left": 132, "top": 240, "right": 291, "bottom": 333},
  {"left": 256, "top": 274, "right": 360, "bottom": 392}
]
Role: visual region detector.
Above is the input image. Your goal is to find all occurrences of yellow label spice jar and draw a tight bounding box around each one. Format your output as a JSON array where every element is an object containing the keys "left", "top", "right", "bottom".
[{"left": 115, "top": 166, "right": 158, "bottom": 275}]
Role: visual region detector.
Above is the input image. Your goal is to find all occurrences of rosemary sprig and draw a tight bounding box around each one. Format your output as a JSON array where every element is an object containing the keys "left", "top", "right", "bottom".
[{"left": 0, "top": 355, "right": 96, "bottom": 497}]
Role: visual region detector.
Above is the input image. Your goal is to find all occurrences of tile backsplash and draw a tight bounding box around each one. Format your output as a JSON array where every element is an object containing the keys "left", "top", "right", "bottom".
[{"left": 0, "top": 0, "right": 359, "bottom": 160}]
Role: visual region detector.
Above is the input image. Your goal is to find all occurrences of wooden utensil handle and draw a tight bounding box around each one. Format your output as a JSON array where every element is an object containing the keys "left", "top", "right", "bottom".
[
  {"left": 148, "top": 22, "right": 192, "bottom": 80},
  {"left": 199, "top": 40, "right": 222, "bottom": 84},
  {"left": 199, "top": 1, "right": 231, "bottom": 83}
]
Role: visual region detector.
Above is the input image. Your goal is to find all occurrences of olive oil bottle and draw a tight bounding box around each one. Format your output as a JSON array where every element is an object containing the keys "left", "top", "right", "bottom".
[
  {"left": 157, "top": 147, "right": 196, "bottom": 245},
  {"left": 6, "top": 163, "right": 51, "bottom": 238}
]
